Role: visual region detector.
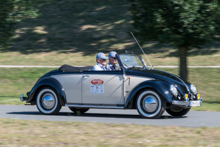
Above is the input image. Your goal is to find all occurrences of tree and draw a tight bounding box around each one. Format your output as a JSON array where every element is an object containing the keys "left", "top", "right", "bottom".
[
  {"left": 0, "top": 0, "right": 37, "bottom": 46},
  {"left": 129, "top": 0, "right": 220, "bottom": 82}
]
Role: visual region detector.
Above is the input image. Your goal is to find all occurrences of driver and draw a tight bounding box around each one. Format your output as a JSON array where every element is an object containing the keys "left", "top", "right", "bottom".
[
  {"left": 91, "top": 52, "right": 108, "bottom": 71},
  {"left": 106, "top": 51, "right": 120, "bottom": 71}
]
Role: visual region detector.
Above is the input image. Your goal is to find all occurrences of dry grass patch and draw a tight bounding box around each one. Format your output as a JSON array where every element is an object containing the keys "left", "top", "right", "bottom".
[
  {"left": 0, "top": 118, "right": 220, "bottom": 147},
  {"left": 1, "top": 50, "right": 219, "bottom": 66},
  {"left": 81, "top": 25, "right": 98, "bottom": 31},
  {"left": 33, "top": 26, "right": 48, "bottom": 34}
]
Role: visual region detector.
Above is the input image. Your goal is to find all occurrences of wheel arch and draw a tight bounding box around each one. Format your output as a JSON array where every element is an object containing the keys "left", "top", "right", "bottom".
[
  {"left": 130, "top": 87, "right": 162, "bottom": 109},
  {"left": 125, "top": 80, "right": 173, "bottom": 109},
  {"left": 26, "top": 77, "right": 66, "bottom": 106}
]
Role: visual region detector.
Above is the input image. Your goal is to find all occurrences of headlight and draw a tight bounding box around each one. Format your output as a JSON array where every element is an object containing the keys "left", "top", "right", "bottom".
[
  {"left": 190, "top": 84, "right": 197, "bottom": 95},
  {"left": 170, "top": 85, "right": 178, "bottom": 97}
]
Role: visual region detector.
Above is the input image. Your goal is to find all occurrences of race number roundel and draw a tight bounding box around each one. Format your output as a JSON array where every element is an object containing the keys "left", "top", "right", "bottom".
[
  {"left": 91, "top": 79, "right": 104, "bottom": 85},
  {"left": 90, "top": 79, "right": 104, "bottom": 94}
]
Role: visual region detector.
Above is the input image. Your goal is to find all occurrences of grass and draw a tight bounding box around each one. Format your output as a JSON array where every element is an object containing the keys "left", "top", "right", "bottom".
[
  {"left": 0, "top": 0, "right": 219, "bottom": 66},
  {"left": 0, "top": 67, "right": 219, "bottom": 111},
  {"left": 0, "top": 68, "right": 56, "bottom": 105},
  {"left": 0, "top": 118, "right": 220, "bottom": 146}
]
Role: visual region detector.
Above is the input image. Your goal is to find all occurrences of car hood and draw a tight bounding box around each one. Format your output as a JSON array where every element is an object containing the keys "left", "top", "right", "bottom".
[{"left": 126, "top": 68, "right": 190, "bottom": 94}]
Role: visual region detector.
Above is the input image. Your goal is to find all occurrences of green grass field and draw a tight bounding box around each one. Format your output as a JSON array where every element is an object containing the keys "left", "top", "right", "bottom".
[{"left": 0, "top": 67, "right": 219, "bottom": 111}]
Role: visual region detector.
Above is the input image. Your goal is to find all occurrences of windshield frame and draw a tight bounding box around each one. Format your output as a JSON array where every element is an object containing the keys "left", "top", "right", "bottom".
[{"left": 117, "top": 53, "right": 148, "bottom": 70}]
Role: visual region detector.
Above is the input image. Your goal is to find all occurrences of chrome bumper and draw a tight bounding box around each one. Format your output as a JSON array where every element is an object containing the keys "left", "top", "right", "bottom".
[
  {"left": 172, "top": 98, "right": 202, "bottom": 106},
  {"left": 20, "top": 94, "right": 27, "bottom": 102}
]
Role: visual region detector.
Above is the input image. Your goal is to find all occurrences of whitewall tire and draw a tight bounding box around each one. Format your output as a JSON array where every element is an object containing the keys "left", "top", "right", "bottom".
[
  {"left": 36, "top": 87, "right": 61, "bottom": 115},
  {"left": 136, "top": 90, "right": 165, "bottom": 119}
]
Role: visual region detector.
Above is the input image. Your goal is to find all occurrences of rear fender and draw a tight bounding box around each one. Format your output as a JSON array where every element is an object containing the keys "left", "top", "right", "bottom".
[
  {"left": 26, "top": 77, "right": 66, "bottom": 106},
  {"left": 125, "top": 80, "right": 173, "bottom": 109}
]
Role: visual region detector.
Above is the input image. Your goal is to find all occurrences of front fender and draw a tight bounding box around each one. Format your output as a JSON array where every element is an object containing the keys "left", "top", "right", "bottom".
[
  {"left": 26, "top": 77, "right": 66, "bottom": 106},
  {"left": 125, "top": 80, "right": 173, "bottom": 109}
]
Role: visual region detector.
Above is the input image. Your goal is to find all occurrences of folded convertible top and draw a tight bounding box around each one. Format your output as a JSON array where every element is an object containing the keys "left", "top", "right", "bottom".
[{"left": 59, "top": 64, "right": 93, "bottom": 72}]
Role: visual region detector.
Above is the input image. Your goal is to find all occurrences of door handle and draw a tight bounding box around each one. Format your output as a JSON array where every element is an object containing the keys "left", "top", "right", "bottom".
[{"left": 82, "top": 75, "right": 89, "bottom": 78}]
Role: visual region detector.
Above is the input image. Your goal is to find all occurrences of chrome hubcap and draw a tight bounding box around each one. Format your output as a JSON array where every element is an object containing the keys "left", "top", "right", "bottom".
[
  {"left": 42, "top": 93, "right": 55, "bottom": 109},
  {"left": 143, "top": 96, "right": 158, "bottom": 112}
]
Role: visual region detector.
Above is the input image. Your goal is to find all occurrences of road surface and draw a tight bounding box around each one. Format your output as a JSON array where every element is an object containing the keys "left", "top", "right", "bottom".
[{"left": 0, "top": 105, "right": 219, "bottom": 127}]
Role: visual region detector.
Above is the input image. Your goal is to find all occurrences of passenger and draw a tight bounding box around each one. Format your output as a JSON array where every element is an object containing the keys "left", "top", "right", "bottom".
[
  {"left": 106, "top": 51, "right": 120, "bottom": 71},
  {"left": 91, "top": 52, "right": 108, "bottom": 71}
]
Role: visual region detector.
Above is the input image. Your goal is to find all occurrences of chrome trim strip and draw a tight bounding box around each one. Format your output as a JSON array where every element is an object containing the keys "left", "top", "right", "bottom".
[
  {"left": 65, "top": 104, "right": 125, "bottom": 109},
  {"left": 172, "top": 98, "right": 190, "bottom": 106},
  {"left": 125, "top": 75, "right": 154, "bottom": 80},
  {"left": 172, "top": 101, "right": 190, "bottom": 106},
  {"left": 172, "top": 98, "right": 202, "bottom": 106}
]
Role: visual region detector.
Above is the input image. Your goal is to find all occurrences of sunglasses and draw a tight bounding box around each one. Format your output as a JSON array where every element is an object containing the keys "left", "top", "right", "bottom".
[{"left": 111, "top": 57, "right": 117, "bottom": 60}]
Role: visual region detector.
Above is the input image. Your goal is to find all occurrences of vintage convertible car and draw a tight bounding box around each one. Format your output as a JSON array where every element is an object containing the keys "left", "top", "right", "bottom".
[{"left": 20, "top": 52, "right": 202, "bottom": 118}]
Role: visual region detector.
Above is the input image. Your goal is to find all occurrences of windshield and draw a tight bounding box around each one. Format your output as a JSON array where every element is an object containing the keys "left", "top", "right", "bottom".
[{"left": 118, "top": 54, "right": 147, "bottom": 69}]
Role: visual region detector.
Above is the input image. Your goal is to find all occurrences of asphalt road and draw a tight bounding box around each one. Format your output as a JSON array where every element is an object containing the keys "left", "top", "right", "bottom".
[{"left": 0, "top": 105, "right": 219, "bottom": 128}]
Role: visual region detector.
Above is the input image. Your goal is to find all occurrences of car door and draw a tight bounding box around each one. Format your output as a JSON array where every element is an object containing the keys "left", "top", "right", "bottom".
[{"left": 81, "top": 71, "right": 124, "bottom": 105}]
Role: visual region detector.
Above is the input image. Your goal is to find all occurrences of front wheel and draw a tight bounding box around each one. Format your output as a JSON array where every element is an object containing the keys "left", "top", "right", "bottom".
[
  {"left": 166, "top": 107, "right": 191, "bottom": 116},
  {"left": 36, "top": 87, "right": 61, "bottom": 115},
  {"left": 136, "top": 90, "right": 165, "bottom": 119}
]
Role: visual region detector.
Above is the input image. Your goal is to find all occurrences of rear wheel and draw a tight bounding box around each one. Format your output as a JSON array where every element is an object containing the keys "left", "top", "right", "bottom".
[
  {"left": 68, "top": 107, "right": 89, "bottom": 114},
  {"left": 36, "top": 87, "right": 61, "bottom": 115},
  {"left": 166, "top": 107, "right": 191, "bottom": 116},
  {"left": 136, "top": 90, "right": 165, "bottom": 119}
]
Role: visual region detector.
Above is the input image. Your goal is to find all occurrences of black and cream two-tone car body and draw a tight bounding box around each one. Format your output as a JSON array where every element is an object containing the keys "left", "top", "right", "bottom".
[{"left": 20, "top": 53, "right": 202, "bottom": 119}]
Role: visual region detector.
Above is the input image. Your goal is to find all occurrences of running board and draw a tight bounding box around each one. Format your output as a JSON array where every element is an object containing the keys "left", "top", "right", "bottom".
[{"left": 65, "top": 104, "right": 125, "bottom": 109}]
